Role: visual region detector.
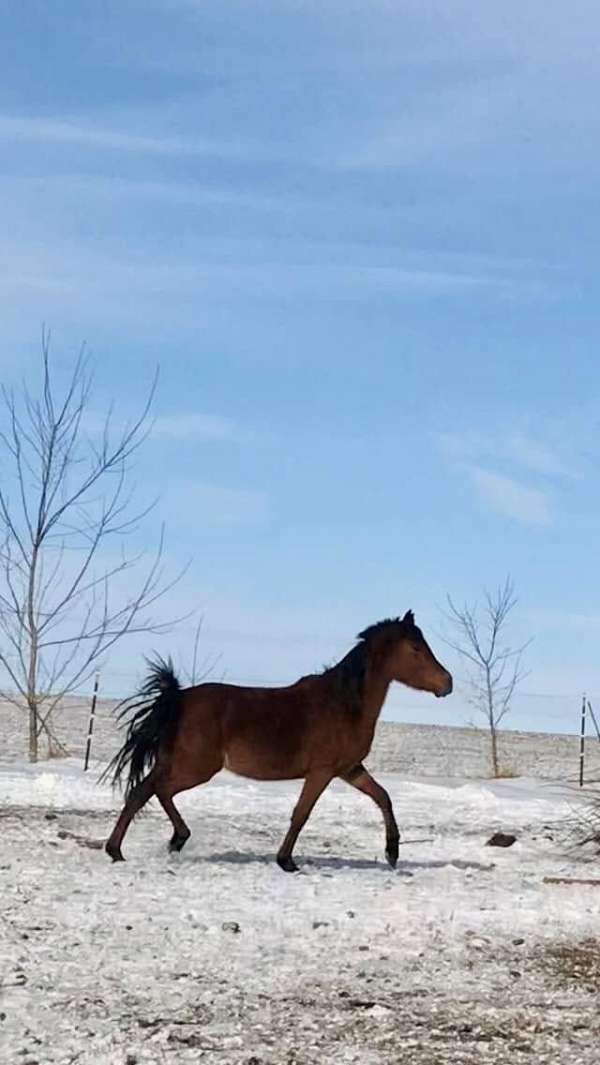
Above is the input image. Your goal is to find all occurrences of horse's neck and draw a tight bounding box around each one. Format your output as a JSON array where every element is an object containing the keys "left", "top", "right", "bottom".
[{"left": 361, "top": 664, "right": 392, "bottom": 727}]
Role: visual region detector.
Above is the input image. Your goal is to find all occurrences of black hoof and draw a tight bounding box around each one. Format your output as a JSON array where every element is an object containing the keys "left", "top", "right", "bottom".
[
  {"left": 168, "top": 833, "right": 189, "bottom": 854},
  {"left": 105, "top": 842, "right": 125, "bottom": 863},
  {"left": 386, "top": 841, "right": 399, "bottom": 869},
  {"left": 277, "top": 855, "right": 299, "bottom": 873}
]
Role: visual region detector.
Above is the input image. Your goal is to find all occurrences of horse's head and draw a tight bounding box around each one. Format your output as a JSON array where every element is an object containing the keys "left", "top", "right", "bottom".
[{"left": 359, "top": 612, "right": 452, "bottom": 698}]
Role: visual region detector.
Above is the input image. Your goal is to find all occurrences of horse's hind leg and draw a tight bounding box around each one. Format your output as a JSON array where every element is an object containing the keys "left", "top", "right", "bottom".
[
  {"left": 277, "top": 770, "right": 334, "bottom": 873},
  {"left": 155, "top": 752, "right": 223, "bottom": 855},
  {"left": 342, "top": 764, "right": 400, "bottom": 868},
  {"left": 156, "top": 791, "right": 191, "bottom": 853},
  {"left": 105, "top": 773, "right": 156, "bottom": 862}
]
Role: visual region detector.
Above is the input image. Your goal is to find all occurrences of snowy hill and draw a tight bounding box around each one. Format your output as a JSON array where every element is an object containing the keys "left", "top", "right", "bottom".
[{"left": 3, "top": 697, "right": 599, "bottom": 783}]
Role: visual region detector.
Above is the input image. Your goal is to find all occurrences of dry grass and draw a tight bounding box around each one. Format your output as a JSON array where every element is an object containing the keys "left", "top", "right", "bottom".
[{"left": 537, "top": 938, "right": 600, "bottom": 995}]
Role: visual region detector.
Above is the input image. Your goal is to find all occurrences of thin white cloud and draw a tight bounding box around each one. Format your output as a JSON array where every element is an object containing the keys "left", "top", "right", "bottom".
[
  {"left": 501, "top": 431, "right": 582, "bottom": 480},
  {"left": 438, "top": 427, "right": 583, "bottom": 481},
  {"left": 467, "top": 465, "right": 552, "bottom": 525},
  {"left": 437, "top": 421, "right": 591, "bottom": 524},
  {"left": 0, "top": 239, "right": 546, "bottom": 308},
  {"left": 82, "top": 410, "right": 241, "bottom": 445},
  {"left": 0, "top": 113, "right": 239, "bottom": 158},
  {"left": 151, "top": 413, "right": 239, "bottom": 442},
  {"left": 0, "top": 173, "right": 285, "bottom": 214},
  {"left": 339, "top": 80, "right": 506, "bottom": 171}
]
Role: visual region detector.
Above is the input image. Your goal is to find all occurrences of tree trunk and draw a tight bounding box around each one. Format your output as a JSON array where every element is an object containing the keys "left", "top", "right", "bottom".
[
  {"left": 26, "top": 541, "right": 41, "bottom": 763},
  {"left": 490, "top": 725, "right": 499, "bottom": 778},
  {"left": 485, "top": 665, "right": 499, "bottom": 777},
  {"left": 28, "top": 700, "right": 39, "bottom": 763}
]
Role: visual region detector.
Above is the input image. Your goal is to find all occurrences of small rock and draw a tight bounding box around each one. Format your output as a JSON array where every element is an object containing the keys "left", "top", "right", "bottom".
[
  {"left": 222, "top": 921, "right": 241, "bottom": 934},
  {"left": 125, "top": 1055, "right": 138, "bottom": 1065},
  {"left": 486, "top": 832, "right": 517, "bottom": 848},
  {"left": 468, "top": 937, "right": 490, "bottom": 950},
  {"left": 367, "top": 1004, "right": 392, "bottom": 1018},
  {"left": 346, "top": 910, "right": 356, "bottom": 919},
  {"left": 512, "top": 937, "right": 525, "bottom": 946},
  {"left": 44, "top": 813, "right": 57, "bottom": 821},
  {"left": 312, "top": 921, "right": 329, "bottom": 929}
]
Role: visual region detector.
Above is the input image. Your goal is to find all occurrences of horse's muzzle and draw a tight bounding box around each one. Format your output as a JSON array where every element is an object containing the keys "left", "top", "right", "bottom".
[{"left": 436, "top": 673, "right": 453, "bottom": 697}]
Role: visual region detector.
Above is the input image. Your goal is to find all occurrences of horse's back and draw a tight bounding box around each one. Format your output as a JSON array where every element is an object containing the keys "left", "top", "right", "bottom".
[
  {"left": 171, "top": 676, "right": 367, "bottom": 783},
  {"left": 176, "top": 678, "right": 320, "bottom": 780}
]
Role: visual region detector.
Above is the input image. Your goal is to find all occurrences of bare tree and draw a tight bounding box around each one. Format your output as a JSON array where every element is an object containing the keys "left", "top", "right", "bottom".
[
  {"left": 180, "top": 615, "right": 223, "bottom": 687},
  {"left": 445, "top": 577, "right": 531, "bottom": 777},
  {"left": 0, "top": 331, "right": 181, "bottom": 762}
]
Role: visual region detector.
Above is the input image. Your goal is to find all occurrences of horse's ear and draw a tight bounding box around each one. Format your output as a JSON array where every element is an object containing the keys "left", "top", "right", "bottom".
[{"left": 402, "top": 610, "right": 415, "bottom": 625}]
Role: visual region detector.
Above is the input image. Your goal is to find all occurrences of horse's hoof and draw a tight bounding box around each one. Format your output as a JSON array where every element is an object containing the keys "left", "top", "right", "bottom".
[
  {"left": 277, "top": 855, "right": 299, "bottom": 873},
  {"left": 168, "top": 834, "right": 188, "bottom": 854},
  {"left": 105, "top": 842, "right": 125, "bottom": 863},
  {"left": 386, "top": 845, "right": 399, "bottom": 869}
]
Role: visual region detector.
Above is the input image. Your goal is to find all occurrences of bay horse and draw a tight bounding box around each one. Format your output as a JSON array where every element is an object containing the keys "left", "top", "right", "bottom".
[{"left": 104, "top": 612, "right": 452, "bottom": 872}]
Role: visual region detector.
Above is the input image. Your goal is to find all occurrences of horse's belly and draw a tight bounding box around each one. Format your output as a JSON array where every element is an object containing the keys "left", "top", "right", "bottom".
[{"left": 223, "top": 749, "right": 306, "bottom": 780}]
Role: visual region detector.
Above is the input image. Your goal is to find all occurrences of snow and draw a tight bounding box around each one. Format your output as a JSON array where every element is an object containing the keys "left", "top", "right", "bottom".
[{"left": 1, "top": 758, "right": 599, "bottom": 1064}]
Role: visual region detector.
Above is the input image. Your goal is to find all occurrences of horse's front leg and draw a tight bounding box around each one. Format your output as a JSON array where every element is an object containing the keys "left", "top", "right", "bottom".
[
  {"left": 342, "top": 763, "right": 400, "bottom": 868},
  {"left": 277, "top": 770, "right": 334, "bottom": 872}
]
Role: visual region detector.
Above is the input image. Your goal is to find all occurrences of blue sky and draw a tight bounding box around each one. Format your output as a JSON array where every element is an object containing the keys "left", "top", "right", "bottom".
[{"left": 2, "top": 1, "right": 600, "bottom": 733}]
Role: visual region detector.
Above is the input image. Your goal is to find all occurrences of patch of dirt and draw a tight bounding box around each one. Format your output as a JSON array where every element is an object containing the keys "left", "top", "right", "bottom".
[
  {"left": 0, "top": 804, "right": 119, "bottom": 821},
  {"left": 536, "top": 938, "right": 600, "bottom": 995}
]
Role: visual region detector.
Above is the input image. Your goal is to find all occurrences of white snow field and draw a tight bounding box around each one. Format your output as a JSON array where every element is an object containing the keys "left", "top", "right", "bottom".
[{"left": 1, "top": 757, "right": 599, "bottom": 1065}]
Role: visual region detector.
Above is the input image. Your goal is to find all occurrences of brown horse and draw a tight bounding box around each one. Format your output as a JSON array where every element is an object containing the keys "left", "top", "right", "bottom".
[{"left": 104, "top": 612, "right": 452, "bottom": 872}]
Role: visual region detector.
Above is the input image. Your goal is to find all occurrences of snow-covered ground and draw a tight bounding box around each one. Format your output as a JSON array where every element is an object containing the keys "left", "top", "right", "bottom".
[{"left": 1, "top": 758, "right": 599, "bottom": 1064}]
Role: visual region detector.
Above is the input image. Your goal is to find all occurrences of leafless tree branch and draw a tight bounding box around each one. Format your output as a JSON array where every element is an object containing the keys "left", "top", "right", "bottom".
[
  {"left": 0, "top": 334, "right": 181, "bottom": 761},
  {"left": 443, "top": 576, "right": 532, "bottom": 777}
]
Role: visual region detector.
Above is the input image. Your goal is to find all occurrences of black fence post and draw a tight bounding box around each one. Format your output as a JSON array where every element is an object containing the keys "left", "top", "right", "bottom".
[
  {"left": 84, "top": 674, "right": 100, "bottom": 772},
  {"left": 579, "top": 693, "right": 587, "bottom": 788}
]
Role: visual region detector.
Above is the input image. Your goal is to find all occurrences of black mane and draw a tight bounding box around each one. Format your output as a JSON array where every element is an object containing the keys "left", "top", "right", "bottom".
[
  {"left": 358, "top": 612, "right": 417, "bottom": 642},
  {"left": 325, "top": 613, "right": 417, "bottom": 716},
  {"left": 325, "top": 642, "right": 367, "bottom": 716}
]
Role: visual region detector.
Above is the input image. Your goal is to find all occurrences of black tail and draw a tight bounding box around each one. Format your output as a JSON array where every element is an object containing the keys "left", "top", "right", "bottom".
[{"left": 101, "top": 656, "right": 182, "bottom": 799}]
